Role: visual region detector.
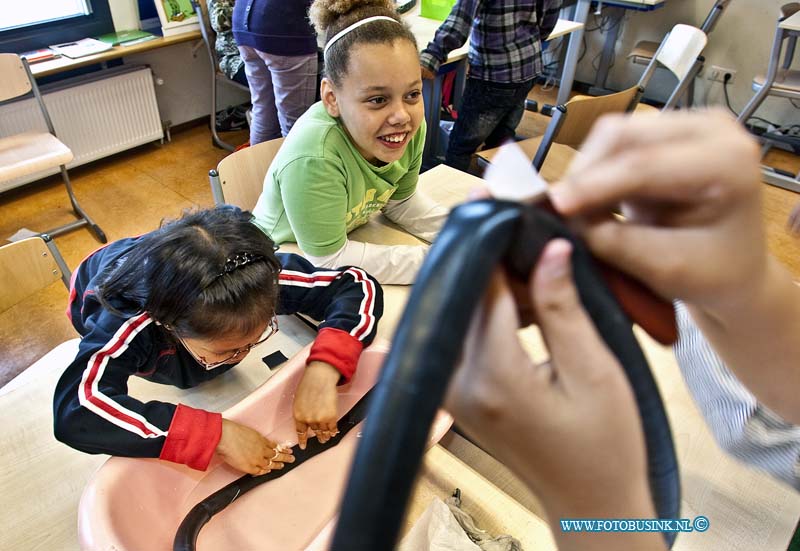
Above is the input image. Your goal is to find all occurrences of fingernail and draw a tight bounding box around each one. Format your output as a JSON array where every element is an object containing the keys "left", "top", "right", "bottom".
[{"left": 538, "top": 240, "right": 571, "bottom": 281}]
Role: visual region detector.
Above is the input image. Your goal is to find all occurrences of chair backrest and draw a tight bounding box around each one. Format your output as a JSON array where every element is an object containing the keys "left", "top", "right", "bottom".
[
  {"left": 532, "top": 85, "right": 640, "bottom": 170},
  {"left": 0, "top": 53, "right": 58, "bottom": 135},
  {"left": 554, "top": 86, "right": 640, "bottom": 148},
  {"left": 211, "top": 138, "right": 285, "bottom": 210},
  {"left": 653, "top": 24, "right": 708, "bottom": 82},
  {"left": 0, "top": 235, "right": 71, "bottom": 313},
  {"left": 635, "top": 24, "right": 707, "bottom": 111},
  {"left": 0, "top": 54, "right": 33, "bottom": 103}
]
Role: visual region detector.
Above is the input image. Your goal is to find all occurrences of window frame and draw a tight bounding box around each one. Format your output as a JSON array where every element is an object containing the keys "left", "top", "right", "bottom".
[{"left": 0, "top": 0, "right": 115, "bottom": 54}]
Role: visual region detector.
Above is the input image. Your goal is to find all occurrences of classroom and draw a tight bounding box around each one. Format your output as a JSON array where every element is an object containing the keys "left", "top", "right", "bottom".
[{"left": 1, "top": 0, "right": 800, "bottom": 550}]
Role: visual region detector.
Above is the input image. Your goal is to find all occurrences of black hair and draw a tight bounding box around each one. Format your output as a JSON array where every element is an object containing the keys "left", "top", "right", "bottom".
[
  {"left": 309, "top": 0, "right": 418, "bottom": 86},
  {"left": 97, "top": 205, "right": 281, "bottom": 339}
]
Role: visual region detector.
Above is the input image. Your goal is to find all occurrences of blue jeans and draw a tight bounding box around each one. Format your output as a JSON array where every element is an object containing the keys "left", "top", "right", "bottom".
[{"left": 445, "top": 77, "right": 535, "bottom": 172}]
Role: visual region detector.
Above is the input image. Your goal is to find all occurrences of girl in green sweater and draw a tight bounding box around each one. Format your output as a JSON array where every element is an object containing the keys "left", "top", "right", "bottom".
[{"left": 252, "top": 0, "right": 448, "bottom": 285}]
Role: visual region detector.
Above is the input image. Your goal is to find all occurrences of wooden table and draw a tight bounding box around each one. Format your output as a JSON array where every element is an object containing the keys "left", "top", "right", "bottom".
[
  {"left": 29, "top": 31, "right": 202, "bottom": 78},
  {"left": 3, "top": 161, "right": 800, "bottom": 550}
]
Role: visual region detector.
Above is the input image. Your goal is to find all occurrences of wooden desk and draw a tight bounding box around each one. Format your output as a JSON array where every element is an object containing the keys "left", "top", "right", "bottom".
[
  {"left": 3, "top": 162, "right": 800, "bottom": 550},
  {"left": 29, "top": 31, "right": 202, "bottom": 78}
]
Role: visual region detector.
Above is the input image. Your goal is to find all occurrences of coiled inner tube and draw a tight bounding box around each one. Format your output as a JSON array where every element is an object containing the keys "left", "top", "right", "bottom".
[
  {"left": 330, "top": 199, "right": 680, "bottom": 549},
  {"left": 173, "top": 388, "right": 373, "bottom": 551},
  {"left": 174, "top": 199, "right": 680, "bottom": 550}
]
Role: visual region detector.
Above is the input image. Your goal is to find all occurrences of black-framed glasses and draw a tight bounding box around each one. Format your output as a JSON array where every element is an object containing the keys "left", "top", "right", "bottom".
[{"left": 175, "top": 315, "right": 279, "bottom": 371}]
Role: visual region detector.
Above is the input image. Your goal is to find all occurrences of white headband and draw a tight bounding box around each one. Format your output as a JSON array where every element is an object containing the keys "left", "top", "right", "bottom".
[{"left": 323, "top": 16, "right": 401, "bottom": 56}]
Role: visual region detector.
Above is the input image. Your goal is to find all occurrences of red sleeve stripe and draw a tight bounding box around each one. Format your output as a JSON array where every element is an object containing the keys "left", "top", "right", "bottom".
[
  {"left": 77, "top": 312, "right": 167, "bottom": 439},
  {"left": 343, "top": 267, "right": 377, "bottom": 341},
  {"left": 278, "top": 269, "right": 341, "bottom": 287}
]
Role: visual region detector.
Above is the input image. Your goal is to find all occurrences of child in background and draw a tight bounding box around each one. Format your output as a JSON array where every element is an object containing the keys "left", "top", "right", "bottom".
[
  {"left": 208, "top": 0, "right": 247, "bottom": 86},
  {"left": 53, "top": 206, "right": 382, "bottom": 475},
  {"left": 420, "top": 0, "right": 563, "bottom": 173},
  {"left": 251, "top": 0, "right": 449, "bottom": 285},
  {"left": 232, "top": 0, "right": 319, "bottom": 144}
]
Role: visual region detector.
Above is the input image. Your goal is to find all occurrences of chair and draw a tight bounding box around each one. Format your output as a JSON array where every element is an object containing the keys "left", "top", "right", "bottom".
[
  {"left": 0, "top": 54, "right": 107, "bottom": 243},
  {"left": 191, "top": 0, "right": 251, "bottom": 152},
  {"left": 633, "top": 23, "right": 708, "bottom": 111},
  {"left": 479, "top": 85, "right": 641, "bottom": 171},
  {"left": 0, "top": 234, "right": 71, "bottom": 314},
  {"left": 490, "top": 24, "right": 706, "bottom": 171},
  {"left": 555, "top": 24, "right": 706, "bottom": 114},
  {"left": 737, "top": 3, "right": 800, "bottom": 124},
  {"left": 209, "top": 138, "right": 284, "bottom": 209},
  {"left": 628, "top": 0, "right": 732, "bottom": 65},
  {"left": 627, "top": 1, "right": 730, "bottom": 107}
]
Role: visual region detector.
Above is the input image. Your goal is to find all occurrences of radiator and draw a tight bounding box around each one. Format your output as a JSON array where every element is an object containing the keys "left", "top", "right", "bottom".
[{"left": 0, "top": 65, "right": 163, "bottom": 193}]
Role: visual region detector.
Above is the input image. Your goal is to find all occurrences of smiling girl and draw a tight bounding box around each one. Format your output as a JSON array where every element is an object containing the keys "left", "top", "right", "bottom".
[{"left": 251, "top": 0, "right": 448, "bottom": 285}]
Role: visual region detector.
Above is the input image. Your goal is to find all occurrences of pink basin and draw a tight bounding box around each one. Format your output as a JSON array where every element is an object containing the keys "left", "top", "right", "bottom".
[{"left": 78, "top": 342, "right": 453, "bottom": 550}]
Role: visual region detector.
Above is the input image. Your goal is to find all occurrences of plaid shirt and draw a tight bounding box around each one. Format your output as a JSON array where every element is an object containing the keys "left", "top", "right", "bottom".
[{"left": 420, "top": 0, "right": 563, "bottom": 84}]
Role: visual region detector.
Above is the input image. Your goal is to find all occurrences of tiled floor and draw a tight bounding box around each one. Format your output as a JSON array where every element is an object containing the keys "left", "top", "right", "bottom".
[{"left": 1, "top": 88, "right": 800, "bottom": 388}]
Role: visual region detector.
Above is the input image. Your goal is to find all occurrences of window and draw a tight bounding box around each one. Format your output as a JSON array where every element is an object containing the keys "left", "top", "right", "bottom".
[
  {"left": 1, "top": 1, "right": 93, "bottom": 33},
  {"left": 0, "top": 0, "right": 114, "bottom": 54}
]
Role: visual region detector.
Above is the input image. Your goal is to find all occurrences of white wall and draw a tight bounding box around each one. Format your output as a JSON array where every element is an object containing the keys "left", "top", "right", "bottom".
[
  {"left": 571, "top": 0, "right": 798, "bottom": 127},
  {"left": 125, "top": 41, "right": 250, "bottom": 127}
]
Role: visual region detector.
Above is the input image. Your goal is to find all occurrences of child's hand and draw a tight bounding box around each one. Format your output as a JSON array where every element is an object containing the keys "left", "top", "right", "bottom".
[
  {"left": 216, "top": 419, "right": 294, "bottom": 475},
  {"left": 293, "top": 361, "right": 341, "bottom": 449}
]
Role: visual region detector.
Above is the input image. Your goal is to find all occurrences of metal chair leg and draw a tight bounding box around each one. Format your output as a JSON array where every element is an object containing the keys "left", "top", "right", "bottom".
[{"left": 44, "top": 165, "right": 108, "bottom": 243}]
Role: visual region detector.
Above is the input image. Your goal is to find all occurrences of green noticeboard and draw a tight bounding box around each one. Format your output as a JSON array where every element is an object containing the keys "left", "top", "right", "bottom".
[{"left": 420, "top": 0, "right": 457, "bottom": 21}]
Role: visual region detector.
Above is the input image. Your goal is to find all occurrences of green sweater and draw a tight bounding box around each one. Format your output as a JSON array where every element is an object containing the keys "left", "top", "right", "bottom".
[{"left": 252, "top": 102, "right": 426, "bottom": 256}]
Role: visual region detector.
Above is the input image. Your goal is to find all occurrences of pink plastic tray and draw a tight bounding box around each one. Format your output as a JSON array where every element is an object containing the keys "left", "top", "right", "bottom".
[{"left": 78, "top": 342, "right": 453, "bottom": 550}]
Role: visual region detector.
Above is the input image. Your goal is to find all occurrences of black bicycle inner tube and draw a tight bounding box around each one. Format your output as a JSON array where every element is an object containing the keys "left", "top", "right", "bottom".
[
  {"left": 173, "top": 387, "right": 374, "bottom": 551},
  {"left": 330, "top": 199, "right": 680, "bottom": 549}
]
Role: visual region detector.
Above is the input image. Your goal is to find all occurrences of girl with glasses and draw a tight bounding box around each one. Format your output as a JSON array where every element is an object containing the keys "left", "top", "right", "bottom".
[{"left": 54, "top": 205, "right": 382, "bottom": 476}]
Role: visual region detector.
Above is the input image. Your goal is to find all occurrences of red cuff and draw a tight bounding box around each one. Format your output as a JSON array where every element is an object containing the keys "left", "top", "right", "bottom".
[
  {"left": 307, "top": 327, "right": 364, "bottom": 382},
  {"left": 159, "top": 404, "right": 222, "bottom": 471}
]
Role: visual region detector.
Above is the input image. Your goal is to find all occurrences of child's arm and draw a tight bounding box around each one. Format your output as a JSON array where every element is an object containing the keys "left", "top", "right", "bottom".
[
  {"left": 419, "top": 0, "right": 479, "bottom": 75},
  {"left": 303, "top": 240, "right": 427, "bottom": 285},
  {"left": 382, "top": 191, "right": 449, "bottom": 243},
  {"left": 674, "top": 302, "right": 800, "bottom": 490},
  {"left": 53, "top": 314, "right": 222, "bottom": 471},
  {"left": 275, "top": 253, "right": 384, "bottom": 446},
  {"left": 275, "top": 253, "right": 384, "bottom": 382}
]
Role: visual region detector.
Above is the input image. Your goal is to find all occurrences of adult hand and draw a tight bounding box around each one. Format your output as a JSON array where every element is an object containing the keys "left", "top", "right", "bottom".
[
  {"left": 445, "top": 240, "right": 659, "bottom": 532},
  {"left": 216, "top": 419, "right": 294, "bottom": 475},
  {"left": 420, "top": 65, "right": 436, "bottom": 80},
  {"left": 550, "top": 109, "right": 765, "bottom": 312},
  {"left": 293, "top": 361, "right": 341, "bottom": 449}
]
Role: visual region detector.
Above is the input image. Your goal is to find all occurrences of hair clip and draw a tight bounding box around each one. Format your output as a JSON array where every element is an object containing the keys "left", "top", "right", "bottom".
[{"left": 217, "top": 252, "right": 265, "bottom": 278}]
